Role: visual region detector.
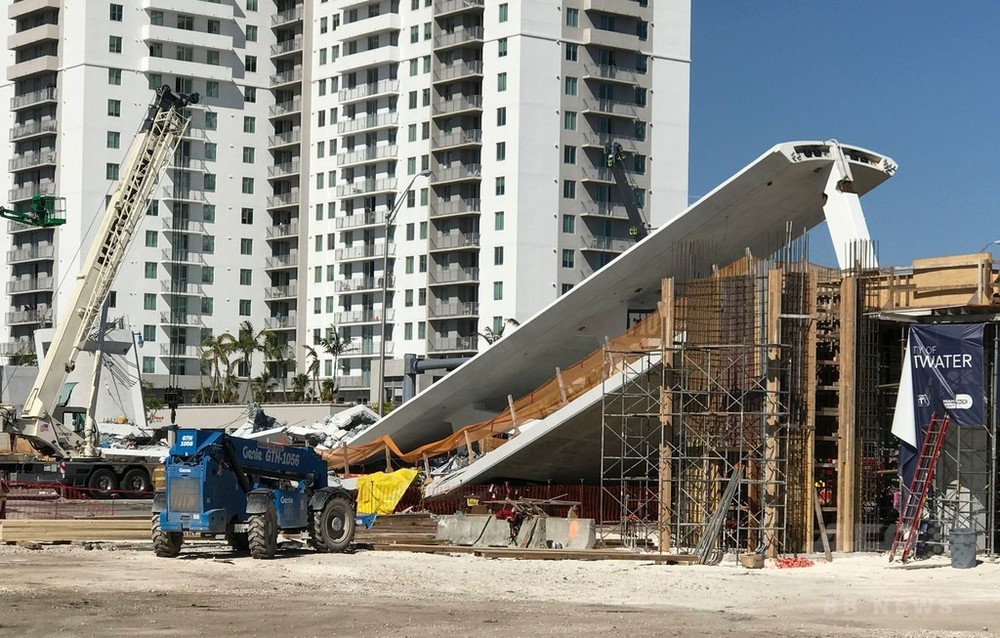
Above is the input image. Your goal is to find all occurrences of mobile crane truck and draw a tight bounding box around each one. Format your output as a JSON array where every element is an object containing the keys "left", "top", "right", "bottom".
[
  {"left": 0, "top": 86, "right": 197, "bottom": 494},
  {"left": 152, "top": 429, "right": 355, "bottom": 559}
]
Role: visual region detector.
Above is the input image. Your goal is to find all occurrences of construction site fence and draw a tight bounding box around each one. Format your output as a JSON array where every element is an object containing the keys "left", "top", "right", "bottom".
[{"left": 0, "top": 482, "right": 153, "bottom": 520}]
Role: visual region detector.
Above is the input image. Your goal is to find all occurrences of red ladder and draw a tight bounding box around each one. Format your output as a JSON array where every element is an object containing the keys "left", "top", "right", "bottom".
[{"left": 888, "top": 413, "right": 951, "bottom": 563}]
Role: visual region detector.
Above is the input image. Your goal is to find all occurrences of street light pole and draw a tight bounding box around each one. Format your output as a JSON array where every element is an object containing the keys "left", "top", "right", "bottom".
[{"left": 377, "top": 169, "right": 431, "bottom": 416}]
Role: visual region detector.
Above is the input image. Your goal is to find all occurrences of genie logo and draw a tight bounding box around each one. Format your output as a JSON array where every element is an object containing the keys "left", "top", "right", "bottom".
[{"left": 280, "top": 496, "right": 294, "bottom": 505}]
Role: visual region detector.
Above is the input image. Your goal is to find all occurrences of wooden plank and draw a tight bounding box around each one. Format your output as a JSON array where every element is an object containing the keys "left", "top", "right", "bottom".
[
  {"left": 814, "top": 487, "right": 833, "bottom": 562},
  {"left": 507, "top": 394, "right": 521, "bottom": 436},
  {"left": 369, "top": 543, "right": 479, "bottom": 555},
  {"left": 837, "top": 275, "right": 858, "bottom": 552},
  {"left": 658, "top": 277, "right": 675, "bottom": 553},
  {"left": 555, "top": 368, "right": 569, "bottom": 406},
  {"left": 804, "top": 270, "right": 818, "bottom": 551},
  {"left": 763, "top": 269, "right": 782, "bottom": 559},
  {"left": 471, "top": 547, "right": 699, "bottom": 563}
]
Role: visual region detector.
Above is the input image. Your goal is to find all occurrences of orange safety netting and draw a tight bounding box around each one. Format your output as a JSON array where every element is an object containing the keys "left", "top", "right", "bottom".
[{"left": 322, "top": 308, "right": 665, "bottom": 470}]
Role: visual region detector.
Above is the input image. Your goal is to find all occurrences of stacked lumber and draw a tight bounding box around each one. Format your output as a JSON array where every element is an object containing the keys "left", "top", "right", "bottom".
[
  {"left": 0, "top": 518, "right": 149, "bottom": 543},
  {"left": 353, "top": 512, "right": 440, "bottom": 546},
  {"left": 910, "top": 253, "right": 996, "bottom": 307}
]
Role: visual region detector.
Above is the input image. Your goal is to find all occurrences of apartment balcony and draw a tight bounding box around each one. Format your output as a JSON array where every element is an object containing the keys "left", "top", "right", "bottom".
[
  {"left": 582, "top": 235, "right": 635, "bottom": 253},
  {"left": 428, "top": 301, "right": 478, "bottom": 319},
  {"left": 8, "top": 181, "right": 55, "bottom": 203},
  {"left": 431, "top": 61, "right": 484, "bottom": 84},
  {"left": 264, "top": 311, "right": 297, "bottom": 330},
  {"left": 433, "top": 26, "right": 484, "bottom": 50},
  {"left": 582, "top": 27, "right": 644, "bottom": 52},
  {"left": 7, "top": 55, "right": 59, "bottom": 81},
  {"left": 265, "top": 252, "right": 299, "bottom": 269},
  {"left": 335, "top": 210, "right": 387, "bottom": 230},
  {"left": 10, "top": 0, "right": 61, "bottom": 20},
  {"left": 8, "top": 23, "right": 59, "bottom": 51},
  {"left": 336, "top": 112, "right": 399, "bottom": 135},
  {"left": 339, "top": 79, "right": 399, "bottom": 104},
  {"left": 266, "top": 221, "right": 299, "bottom": 239},
  {"left": 429, "top": 232, "right": 480, "bottom": 251},
  {"left": 334, "top": 277, "right": 380, "bottom": 293},
  {"left": 182, "top": 127, "right": 207, "bottom": 141},
  {"left": 271, "top": 35, "right": 304, "bottom": 57},
  {"left": 270, "top": 67, "right": 303, "bottom": 88},
  {"left": 141, "top": 27, "right": 233, "bottom": 58},
  {"left": 581, "top": 98, "right": 640, "bottom": 118},
  {"left": 7, "top": 275, "right": 54, "bottom": 293},
  {"left": 265, "top": 284, "right": 298, "bottom": 300},
  {"left": 431, "top": 128, "right": 482, "bottom": 151},
  {"left": 267, "top": 159, "right": 301, "bottom": 177},
  {"left": 352, "top": 341, "right": 395, "bottom": 357},
  {"left": 431, "top": 95, "right": 482, "bottom": 117},
  {"left": 267, "top": 129, "right": 302, "bottom": 149},
  {"left": 160, "top": 280, "right": 205, "bottom": 296},
  {"left": 160, "top": 249, "right": 206, "bottom": 265},
  {"left": 0, "top": 338, "right": 35, "bottom": 357},
  {"left": 431, "top": 163, "right": 481, "bottom": 184},
  {"left": 266, "top": 190, "right": 301, "bottom": 208},
  {"left": 8, "top": 150, "right": 56, "bottom": 172},
  {"left": 10, "top": 86, "right": 57, "bottom": 111},
  {"left": 332, "top": 309, "right": 393, "bottom": 325},
  {"left": 337, "top": 144, "right": 398, "bottom": 167},
  {"left": 157, "top": 344, "right": 202, "bottom": 358},
  {"left": 579, "top": 165, "right": 616, "bottom": 184},
  {"left": 429, "top": 197, "right": 480, "bottom": 218},
  {"left": 433, "top": 0, "right": 484, "bottom": 17},
  {"left": 6, "top": 307, "right": 50, "bottom": 325},
  {"left": 269, "top": 98, "right": 303, "bottom": 118},
  {"left": 161, "top": 217, "right": 208, "bottom": 234},
  {"left": 580, "top": 130, "right": 644, "bottom": 150},
  {"left": 334, "top": 243, "right": 393, "bottom": 261},
  {"left": 337, "top": 373, "right": 372, "bottom": 389},
  {"left": 7, "top": 244, "right": 54, "bottom": 263},
  {"left": 582, "top": 63, "right": 642, "bottom": 85},
  {"left": 336, "top": 12, "right": 402, "bottom": 42},
  {"left": 579, "top": 200, "right": 629, "bottom": 219},
  {"left": 10, "top": 119, "right": 57, "bottom": 142},
  {"left": 161, "top": 187, "right": 208, "bottom": 203},
  {"left": 428, "top": 266, "right": 479, "bottom": 285},
  {"left": 427, "top": 336, "right": 477, "bottom": 353},
  {"left": 159, "top": 311, "right": 206, "bottom": 327},
  {"left": 272, "top": 5, "right": 303, "bottom": 26},
  {"left": 169, "top": 156, "right": 207, "bottom": 172},
  {"left": 142, "top": 0, "right": 234, "bottom": 20},
  {"left": 335, "top": 177, "right": 398, "bottom": 197},
  {"left": 583, "top": 0, "right": 647, "bottom": 18}
]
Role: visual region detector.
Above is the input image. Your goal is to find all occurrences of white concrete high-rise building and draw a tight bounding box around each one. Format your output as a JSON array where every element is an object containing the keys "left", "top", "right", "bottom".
[{"left": 2, "top": 0, "right": 689, "bottom": 407}]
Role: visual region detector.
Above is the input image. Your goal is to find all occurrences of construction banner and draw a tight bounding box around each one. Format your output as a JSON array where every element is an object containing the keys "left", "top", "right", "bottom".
[{"left": 355, "top": 468, "right": 419, "bottom": 516}]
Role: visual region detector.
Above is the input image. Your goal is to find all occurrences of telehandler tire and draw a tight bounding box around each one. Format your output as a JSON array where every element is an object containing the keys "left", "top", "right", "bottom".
[
  {"left": 248, "top": 501, "right": 278, "bottom": 559},
  {"left": 311, "top": 496, "right": 355, "bottom": 553},
  {"left": 151, "top": 514, "right": 183, "bottom": 558}
]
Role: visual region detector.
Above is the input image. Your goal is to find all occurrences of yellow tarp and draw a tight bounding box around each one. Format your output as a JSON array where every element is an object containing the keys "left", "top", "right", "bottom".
[{"left": 355, "top": 468, "right": 419, "bottom": 515}]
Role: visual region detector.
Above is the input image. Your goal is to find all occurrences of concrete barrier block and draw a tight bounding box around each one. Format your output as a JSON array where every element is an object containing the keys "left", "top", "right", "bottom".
[{"left": 544, "top": 518, "right": 597, "bottom": 549}]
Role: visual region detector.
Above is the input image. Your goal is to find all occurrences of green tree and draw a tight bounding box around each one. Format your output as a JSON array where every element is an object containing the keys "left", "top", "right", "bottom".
[
  {"left": 318, "top": 325, "right": 355, "bottom": 396},
  {"left": 262, "top": 332, "right": 296, "bottom": 402},
  {"left": 198, "top": 333, "right": 234, "bottom": 403},
  {"left": 221, "top": 320, "right": 266, "bottom": 402},
  {"left": 302, "top": 344, "right": 321, "bottom": 401},
  {"left": 290, "top": 373, "right": 311, "bottom": 402}
]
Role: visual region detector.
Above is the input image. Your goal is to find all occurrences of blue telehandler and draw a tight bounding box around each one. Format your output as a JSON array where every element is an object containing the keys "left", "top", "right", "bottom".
[{"left": 151, "top": 429, "right": 355, "bottom": 559}]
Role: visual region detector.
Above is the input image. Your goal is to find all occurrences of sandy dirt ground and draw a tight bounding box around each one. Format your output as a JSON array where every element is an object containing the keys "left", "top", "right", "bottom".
[{"left": 0, "top": 542, "right": 998, "bottom": 637}]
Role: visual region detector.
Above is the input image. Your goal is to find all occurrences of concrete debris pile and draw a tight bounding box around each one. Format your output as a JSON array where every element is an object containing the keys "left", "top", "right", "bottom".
[{"left": 231, "top": 403, "right": 381, "bottom": 452}]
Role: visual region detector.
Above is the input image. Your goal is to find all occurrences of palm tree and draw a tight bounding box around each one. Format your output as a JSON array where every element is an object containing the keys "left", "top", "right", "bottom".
[
  {"left": 479, "top": 318, "right": 519, "bottom": 345},
  {"left": 221, "top": 320, "right": 266, "bottom": 402},
  {"left": 262, "top": 332, "right": 296, "bottom": 402},
  {"left": 303, "top": 344, "right": 321, "bottom": 401},
  {"left": 250, "top": 370, "right": 277, "bottom": 403},
  {"left": 290, "top": 373, "right": 311, "bottom": 402},
  {"left": 198, "top": 334, "right": 234, "bottom": 403},
  {"left": 318, "top": 325, "right": 355, "bottom": 396}
]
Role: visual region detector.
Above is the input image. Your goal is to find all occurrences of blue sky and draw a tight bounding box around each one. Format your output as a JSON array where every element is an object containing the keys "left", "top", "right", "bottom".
[{"left": 689, "top": 3, "right": 1000, "bottom": 267}]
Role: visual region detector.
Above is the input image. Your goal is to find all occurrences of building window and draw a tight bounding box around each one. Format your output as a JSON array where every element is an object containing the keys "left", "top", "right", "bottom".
[
  {"left": 140, "top": 325, "right": 156, "bottom": 345},
  {"left": 203, "top": 204, "right": 216, "bottom": 222},
  {"left": 562, "top": 249, "right": 575, "bottom": 268},
  {"left": 203, "top": 174, "right": 216, "bottom": 191},
  {"left": 564, "top": 111, "right": 577, "bottom": 130},
  {"left": 246, "top": 25, "right": 258, "bottom": 42},
  {"left": 202, "top": 235, "right": 215, "bottom": 253},
  {"left": 239, "top": 300, "right": 251, "bottom": 316},
  {"left": 144, "top": 230, "right": 157, "bottom": 248},
  {"left": 404, "top": 323, "right": 413, "bottom": 340},
  {"left": 242, "top": 147, "right": 255, "bottom": 164},
  {"left": 147, "top": 200, "right": 158, "bottom": 216},
  {"left": 243, "top": 116, "right": 255, "bottom": 133},
  {"left": 150, "top": 10, "right": 164, "bottom": 26},
  {"left": 419, "top": 221, "right": 427, "bottom": 239},
  {"left": 497, "top": 107, "right": 507, "bottom": 126},
  {"left": 561, "top": 283, "right": 573, "bottom": 295},
  {"left": 405, "top": 256, "right": 414, "bottom": 274},
  {"left": 244, "top": 87, "right": 256, "bottom": 103},
  {"left": 201, "top": 297, "right": 214, "bottom": 316},
  {"left": 418, "top": 322, "right": 426, "bottom": 339},
  {"left": 495, "top": 211, "right": 504, "bottom": 230},
  {"left": 205, "top": 112, "right": 218, "bottom": 130},
  {"left": 202, "top": 266, "right": 214, "bottom": 284},
  {"left": 565, "top": 43, "right": 578, "bottom": 61},
  {"left": 107, "top": 131, "right": 120, "bottom": 149},
  {"left": 206, "top": 50, "right": 220, "bottom": 66},
  {"left": 240, "top": 269, "right": 252, "bottom": 286},
  {"left": 563, "top": 145, "right": 576, "bottom": 164},
  {"left": 563, "top": 180, "right": 576, "bottom": 199},
  {"left": 562, "top": 214, "right": 575, "bottom": 233},
  {"left": 498, "top": 38, "right": 508, "bottom": 57},
  {"left": 176, "top": 46, "right": 193, "bottom": 62},
  {"left": 499, "top": 2, "right": 508, "bottom": 22},
  {"left": 495, "top": 176, "right": 505, "bottom": 196},
  {"left": 108, "top": 68, "right": 121, "bottom": 85},
  {"left": 245, "top": 55, "right": 257, "bottom": 73},
  {"left": 494, "top": 246, "right": 504, "bottom": 265},
  {"left": 143, "top": 295, "right": 156, "bottom": 311},
  {"left": 565, "top": 76, "right": 577, "bottom": 96},
  {"left": 144, "top": 262, "right": 157, "bottom": 278},
  {"left": 109, "top": 36, "right": 122, "bottom": 53},
  {"left": 496, "top": 142, "right": 506, "bottom": 161},
  {"left": 418, "top": 288, "right": 427, "bottom": 305},
  {"left": 241, "top": 208, "right": 253, "bottom": 224},
  {"left": 205, "top": 81, "right": 219, "bottom": 98},
  {"left": 110, "top": 3, "right": 123, "bottom": 21},
  {"left": 204, "top": 142, "right": 217, "bottom": 161},
  {"left": 106, "top": 163, "right": 119, "bottom": 180},
  {"left": 143, "top": 357, "right": 155, "bottom": 374},
  {"left": 497, "top": 72, "right": 507, "bottom": 92},
  {"left": 405, "top": 290, "right": 414, "bottom": 307},
  {"left": 419, "top": 255, "right": 427, "bottom": 272},
  {"left": 247, "top": 0, "right": 258, "bottom": 9},
  {"left": 241, "top": 177, "right": 254, "bottom": 194},
  {"left": 566, "top": 8, "right": 579, "bottom": 27},
  {"left": 177, "top": 14, "right": 194, "bottom": 30},
  {"left": 493, "top": 282, "right": 503, "bottom": 300},
  {"left": 408, "top": 124, "right": 417, "bottom": 142},
  {"left": 316, "top": 173, "right": 324, "bottom": 189},
  {"left": 240, "top": 238, "right": 253, "bottom": 255}
]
